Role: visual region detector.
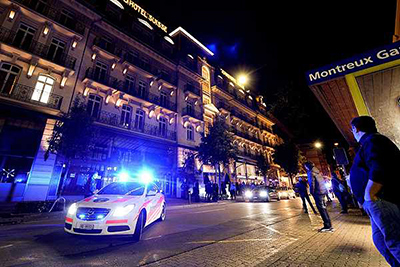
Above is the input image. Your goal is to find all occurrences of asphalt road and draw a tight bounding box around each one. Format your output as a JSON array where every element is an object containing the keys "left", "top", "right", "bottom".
[{"left": 0, "top": 198, "right": 315, "bottom": 267}]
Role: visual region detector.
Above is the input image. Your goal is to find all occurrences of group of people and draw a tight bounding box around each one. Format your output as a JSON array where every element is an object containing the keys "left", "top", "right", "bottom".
[{"left": 298, "top": 116, "right": 400, "bottom": 267}]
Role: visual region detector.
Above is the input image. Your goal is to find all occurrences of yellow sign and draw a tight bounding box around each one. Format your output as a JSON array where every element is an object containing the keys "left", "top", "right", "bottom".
[{"left": 123, "top": 0, "right": 168, "bottom": 33}]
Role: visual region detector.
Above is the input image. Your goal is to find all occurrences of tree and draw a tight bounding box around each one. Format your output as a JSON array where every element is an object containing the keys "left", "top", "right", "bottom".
[
  {"left": 256, "top": 153, "right": 270, "bottom": 184},
  {"left": 45, "top": 95, "right": 95, "bottom": 196},
  {"left": 197, "top": 116, "right": 237, "bottom": 189},
  {"left": 273, "top": 140, "right": 300, "bottom": 187}
]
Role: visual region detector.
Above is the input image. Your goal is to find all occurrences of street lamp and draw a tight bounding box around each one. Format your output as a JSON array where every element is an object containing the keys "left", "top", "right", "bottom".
[
  {"left": 237, "top": 74, "right": 248, "bottom": 86},
  {"left": 314, "top": 141, "right": 323, "bottom": 149}
]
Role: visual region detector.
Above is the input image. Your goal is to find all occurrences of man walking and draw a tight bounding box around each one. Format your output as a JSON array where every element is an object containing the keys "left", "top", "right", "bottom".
[
  {"left": 295, "top": 177, "right": 317, "bottom": 214},
  {"left": 304, "top": 161, "right": 333, "bottom": 232},
  {"left": 350, "top": 116, "right": 400, "bottom": 266},
  {"left": 331, "top": 169, "right": 348, "bottom": 214}
]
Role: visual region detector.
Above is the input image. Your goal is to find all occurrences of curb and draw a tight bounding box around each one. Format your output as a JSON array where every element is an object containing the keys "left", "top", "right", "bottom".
[{"left": 167, "top": 201, "right": 231, "bottom": 211}]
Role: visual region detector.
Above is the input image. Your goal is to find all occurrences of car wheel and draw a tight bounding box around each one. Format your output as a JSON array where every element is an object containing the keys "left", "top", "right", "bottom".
[
  {"left": 277, "top": 197, "right": 280, "bottom": 201},
  {"left": 287, "top": 195, "right": 290, "bottom": 200},
  {"left": 133, "top": 211, "right": 145, "bottom": 241},
  {"left": 158, "top": 203, "right": 166, "bottom": 222},
  {"left": 265, "top": 198, "right": 270, "bottom": 202}
]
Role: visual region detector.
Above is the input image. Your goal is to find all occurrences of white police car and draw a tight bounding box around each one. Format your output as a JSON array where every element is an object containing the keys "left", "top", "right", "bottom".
[{"left": 64, "top": 181, "right": 166, "bottom": 240}]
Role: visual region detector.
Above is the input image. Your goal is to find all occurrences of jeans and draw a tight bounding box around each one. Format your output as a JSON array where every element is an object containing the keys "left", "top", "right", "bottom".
[
  {"left": 301, "top": 194, "right": 317, "bottom": 213},
  {"left": 313, "top": 194, "right": 332, "bottom": 228},
  {"left": 363, "top": 199, "right": 400, "bottom": 267},
  {"left": 334, "top": 191, "right": 348, "bottom": 212}
]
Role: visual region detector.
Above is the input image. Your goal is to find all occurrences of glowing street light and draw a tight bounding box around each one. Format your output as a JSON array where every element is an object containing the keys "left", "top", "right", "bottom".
[
  {"left": 237, "top": 74, "right": 248, "bottom": 86},
  {"left": 314, "top": 141, "right": 323, "bottom": 149}
]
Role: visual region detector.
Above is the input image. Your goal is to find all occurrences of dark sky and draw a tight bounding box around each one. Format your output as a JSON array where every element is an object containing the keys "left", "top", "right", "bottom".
[{"left": 138, "top": 0, "right": 397, "bottom": 146}]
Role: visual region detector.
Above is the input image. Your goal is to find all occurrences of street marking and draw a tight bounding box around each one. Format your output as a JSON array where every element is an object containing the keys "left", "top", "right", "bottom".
[
  {"left": 254, "top": 222, "right": 298, "bottom": 241},
  {"left": 186, "top": 238, "right": 273, "bottom": 244},
  {"left": 0, "top": 244, "right": 13, "bottom": 249},
  {"left": 143, "top": 235, "right": 163, "bottom": 241},
  {"left": 192, "top": 208, "right": 225, "bottom": 214}
]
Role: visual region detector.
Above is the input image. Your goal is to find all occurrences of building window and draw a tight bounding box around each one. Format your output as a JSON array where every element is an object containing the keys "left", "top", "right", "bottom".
[
  {"left": 14, "top": 24, "right": 36, "bottom": 51},
  {"left": 187, "top": 125, "right": 194, "bottom": 141},
  {"left": 87, "top": 94, "right": 102, "bottom": 118},
  {"left": 58, "top": 9, "right": 75, "bottom": 28},
  {"left": 160, "top": 91, "right": 168, "bottom": 107},
  {"left": 186, "top": 101, "right": 193, "bottom": 114},
  {"left": 120, "top": 105, "right": 132, "bottom": 128},
  {"left": 32, "top": 75, "right": 55, "bottom": 103},
  {"left": 34, "top": 0, "right": 48, "bottom": 14},
  {"left": 138, "top": 80, "right": 147, "bottom": 99},
  {"left": 0, "top": 63, "right": 21, "bottom": 94},
  {"left": 125, "top": 75, "right": 135, "bottom": 94},
  {"left": 47, "top": 38, "right": 66, "bottom": 63},
  {"left": 159, "top": 117, "right": 167, "bottom": 137},
  {"left": 94, "top": 61, "right": 108, "bottom": 83},
  {"left": 134, "top": 109, "right": 145, "bottom": 130}
]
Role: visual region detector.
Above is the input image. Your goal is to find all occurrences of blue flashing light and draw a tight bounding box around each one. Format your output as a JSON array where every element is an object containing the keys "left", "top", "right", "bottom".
[
  {"left": 139, "top": 169, "right": 153, "bottom": 184},
  {"left": 79, "top": 214, "right": 85, "bottom": 219},
  {"left": 118, "top": 171, "right": 130, "bottom": 182}
]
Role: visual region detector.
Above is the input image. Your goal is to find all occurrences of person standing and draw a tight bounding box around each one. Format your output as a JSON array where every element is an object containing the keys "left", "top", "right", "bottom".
[
  {"left": 349, "top": 116, "right": 400, "bottom": 266},
  {"left": 230, "top": 182, "right": 236, "bottom": 200},
  {"left": 331, "top": 169, "right": 348, "bottom": 214},
  {"left": 304, "top": 161, "right": 333, "bottom": 232},
  {"left": 295, "top": 177, "right": 317, "bottom": 214}
]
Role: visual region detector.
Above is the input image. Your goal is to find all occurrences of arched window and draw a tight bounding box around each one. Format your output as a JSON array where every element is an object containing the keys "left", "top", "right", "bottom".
[
  {"left": 134, "top": 109, "right": 145, "bottom": 130},
  {"left": 159, "top": 117, "right": 167, "bottom": 137},
  {"left": 120, "top": 105, "right": 132, "bottom": 128},
  {"left": 87, "top": 94, "right": 102, "bottom": 118},
  {"left": 186, "top": 125, "right": 194, "bottom": 141},
  {"left": 0, "top": 63, "right": 21, "bottom": 94},
  {"left": 32, "top": 74, "right": 55, "bottom": 103}
]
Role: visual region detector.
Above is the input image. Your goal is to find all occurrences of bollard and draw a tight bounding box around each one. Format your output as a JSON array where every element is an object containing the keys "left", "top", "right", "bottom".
[{"left": 188, "top": 192, "right": 192, "bottom": 205}]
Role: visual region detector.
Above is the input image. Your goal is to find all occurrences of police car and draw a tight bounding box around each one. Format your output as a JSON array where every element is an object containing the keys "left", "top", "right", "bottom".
[{"left": 64, "top": 179, "right": 166, "bottom": 241}]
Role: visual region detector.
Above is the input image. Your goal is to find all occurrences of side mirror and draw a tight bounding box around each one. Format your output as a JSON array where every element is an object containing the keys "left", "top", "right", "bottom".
[{"left": 93, "top": 189, "right": 99, "bottom": 194}]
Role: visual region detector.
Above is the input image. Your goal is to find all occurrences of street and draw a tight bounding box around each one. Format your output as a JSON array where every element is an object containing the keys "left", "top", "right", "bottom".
[{"left": 0, "top": 198, "right": 388, "bottom": 267}]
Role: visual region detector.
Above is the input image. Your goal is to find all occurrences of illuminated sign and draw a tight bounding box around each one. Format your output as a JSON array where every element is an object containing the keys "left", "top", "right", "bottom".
[
  {"left": 121, "top": 0, "right": 168, "bottom": 33},
  {"left": 306, "top": 42, "right": 400, "bottom": 85}
]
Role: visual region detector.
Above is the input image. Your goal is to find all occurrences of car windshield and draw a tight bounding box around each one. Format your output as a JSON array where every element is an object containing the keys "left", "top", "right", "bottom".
[{"left": 98, "top": 182, "right": 145, "bottom": 196}]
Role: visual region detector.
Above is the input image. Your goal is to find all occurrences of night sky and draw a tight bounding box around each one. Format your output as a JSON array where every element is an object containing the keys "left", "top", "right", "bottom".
[{"left": 139, "top": 0, "right": 397, "bottom": 147}]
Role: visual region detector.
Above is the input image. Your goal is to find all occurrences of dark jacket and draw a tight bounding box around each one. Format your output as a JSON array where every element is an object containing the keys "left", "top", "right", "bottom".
[
  {"left": 295, "top": 181, "right": 308, "bottom": 197},
  {"left": 307, "top": 167, "right": 327, "bottom": 195},
  {"left": 350, "top": 133, "right": 400, "bottom": 205}
]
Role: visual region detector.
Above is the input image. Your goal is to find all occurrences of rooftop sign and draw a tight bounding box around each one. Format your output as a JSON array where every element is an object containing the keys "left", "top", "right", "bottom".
[{"left": 306, "top": 42, "right": 400, "bottom": 85}]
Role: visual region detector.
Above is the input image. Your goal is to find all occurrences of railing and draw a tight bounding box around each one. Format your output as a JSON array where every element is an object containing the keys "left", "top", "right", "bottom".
[
  {"left": 148, "top": 92, "right": 177, "bottom": 111},
  {"left": 182, "top": 107, "right": 202, "bottom": 120},
  {"left": 232, "top": 128, "right": 264, "bottom": 145},
  {"left": 93, "top": 37, "right": 120, "bottom": 56},
  {"left": 85, "top": 68, "right": 122, "bottom": 89},
  {"left": 237, "top": 150, "right": 259, "bottom": 160},
  {"left": 0, "top": 83, "right": 63, "bottom": 109},
  {"left": 96, "top": 111, "right": 176, "bottom": 141},
  {"left": 0, "top": 27, "right": 76, "bottom": 69},
  {"left": 14, "top": 0, "right": 85, "bottom": 35},
  {"left": 184, "top": 84, "right": 201, "bottom": 96},
  {"left": 123, "top": 54, "right": 177, "bottom": 85}
]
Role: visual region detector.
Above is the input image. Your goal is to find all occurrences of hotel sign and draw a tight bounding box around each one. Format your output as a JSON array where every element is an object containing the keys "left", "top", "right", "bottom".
[
  {"left": 306, "top": 42, "right": 400, "bottom": 85},
  {"left": 122, "top": 0, "right": 168, "bottom": 33}
]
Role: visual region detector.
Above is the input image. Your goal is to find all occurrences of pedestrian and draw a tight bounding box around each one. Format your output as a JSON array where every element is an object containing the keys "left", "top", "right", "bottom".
[
  {"left": 295, "top": 177, "right": 317, "bottom": 214},
  {"left": 230, "top": 182, "right": 236, "bottom": 200},
  {"left": 349, "top": 116, "right": 400, "bottom": 266},
  {"left": 221, "top": 181, "right": 227, "bottom": 200},
  {"left": 212, "top": 183, "right": 219, "bottom": 202},
  {"left": 304, "top": 161, "right": 333, "bottom": 232},
  {"left": 193, "top": 181, "right": 200, "bottom": 202},
  {"left": 330, "top": 168, "right": 348, "bottom": 214}
]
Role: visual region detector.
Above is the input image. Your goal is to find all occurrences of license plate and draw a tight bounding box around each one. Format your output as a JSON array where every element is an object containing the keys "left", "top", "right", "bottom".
[{"left": 79, "top": 224, "right": 94, "bottom": 230}]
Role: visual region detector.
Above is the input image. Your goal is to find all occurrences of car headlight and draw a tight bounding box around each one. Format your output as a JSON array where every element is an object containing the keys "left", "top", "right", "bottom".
[
  {"left": 67, "top": 203, "right": 77, "bottom": 215},
  {"left": 245, "top": 191, "right": 253, "bottom": 198},
  {"left": 260, "top": 191, "right": 268, "bottom": 197},
  {"left": 113, "top": 205, "right": 135, "bottom": 217}
]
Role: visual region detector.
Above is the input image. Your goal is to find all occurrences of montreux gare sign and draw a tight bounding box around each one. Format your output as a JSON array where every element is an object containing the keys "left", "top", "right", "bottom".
[{"left": 306, "top": 42, "right": 400, "bottom": 85}]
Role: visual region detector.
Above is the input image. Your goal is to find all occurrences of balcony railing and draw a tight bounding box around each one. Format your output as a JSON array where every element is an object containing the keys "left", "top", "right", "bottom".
[
  {"left": 232, "top": 128, "right": 264, "bottom": 145},
  {"left": 14, "top": 0, "right": 85, "bottom": 35},
  {"left": 0, "top": 83, "right": 63, "bottom": 109},
  {"left": 85, "top": 68, "right": 122, "bottom": 89},
  {"left": 237, "top": 150, "right": 259, "bottom": 160},
  {"left": 182, "top": 107, "right": 202, "bottom": 120},
  {"left": 93, "top": 37, "right": 120, "bottom": 56},
  {"left": 96, "top": 111, "right": 176, "bottom": 141},
  {"left": 184, "top": 84, "right": 201, "bottom": 96},
  {"left": 148, "top": 92, "right": 177, "bottom": 111},
  {"left": 0, "top": 27, "right": 77, "bottom": 69}
]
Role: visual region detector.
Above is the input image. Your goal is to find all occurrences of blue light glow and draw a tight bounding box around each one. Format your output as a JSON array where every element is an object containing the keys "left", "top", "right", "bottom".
[
  {"left": 79, "top": 214, "right": 85, "bottom": 219},
  {"left": 139, "top": 169, "right": 153, "bottom": 184},
  {"left": 118, "top": 171, "right": 130, "bottom": 182},
  {"left": 97, "top": 215, "right": 104, "bottom": 219}
]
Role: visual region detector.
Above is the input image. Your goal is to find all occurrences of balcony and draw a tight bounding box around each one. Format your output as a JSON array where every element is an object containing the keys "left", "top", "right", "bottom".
[
  {"left": 237, "top": 150, "right": 259, "bottom": 160},
  {"left": 148, "top": 92, "right": 177, "bottom": 111},
  {"left": 96, "top": 111, "right": 176, "bottom": 141},
  {"left": 0, "top": 27, "right": 77, "bottom": 70},
  {"left": 182, "top": 107, "right": 202, "bottom": 120},
  {"left": 184, "top": 84, "right": 201, "bottom": 96},
  {"left": 0, "top": 83, "right": 63, "bottom": 110},
  {"left": 85, "top": 68, "right": 122, "bottom": 89},
  {"left": 232, "top": 128, "right": 264, "bottom": 145},
  {"left": 93, "top": 37, "right": 120, "bottom": 57},
  {"left": 14, "top": 0, "right": 85, "bottom": 35}
]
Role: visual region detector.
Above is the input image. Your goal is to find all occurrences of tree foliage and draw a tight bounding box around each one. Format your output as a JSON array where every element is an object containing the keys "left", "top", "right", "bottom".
[
  {"left": 45, "top": 95, "right": 95, "bottom": 162},
  {"left": 273, "top": 140, "right": 300, "bottom": 185},
  {"left": 197, "top": 116, "right": 237, "bottom": 167}
]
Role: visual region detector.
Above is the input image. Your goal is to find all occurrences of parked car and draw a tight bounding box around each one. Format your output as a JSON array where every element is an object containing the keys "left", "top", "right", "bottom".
[{"left": 272, "top": 187, "right": 296, "bottom": 200}]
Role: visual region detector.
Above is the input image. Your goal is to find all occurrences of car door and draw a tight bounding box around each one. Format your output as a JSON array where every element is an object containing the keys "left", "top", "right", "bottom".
[{"left": 145, "top": 183, "right": 160, "bottom": 225}]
